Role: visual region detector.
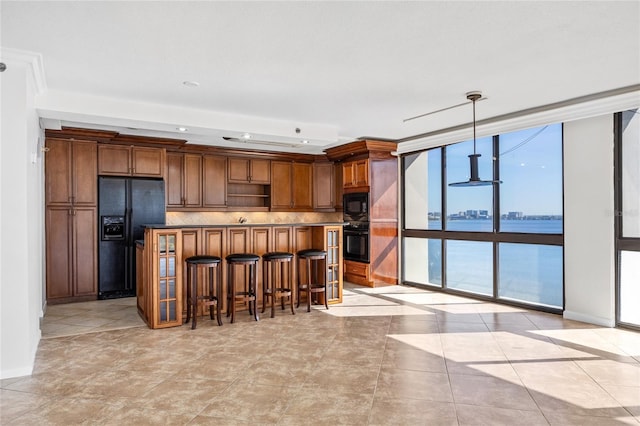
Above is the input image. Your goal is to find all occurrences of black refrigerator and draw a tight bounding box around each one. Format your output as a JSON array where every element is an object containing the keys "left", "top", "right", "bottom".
[{"left": 98, "top": 177, "right": 165, "bottom": 299}]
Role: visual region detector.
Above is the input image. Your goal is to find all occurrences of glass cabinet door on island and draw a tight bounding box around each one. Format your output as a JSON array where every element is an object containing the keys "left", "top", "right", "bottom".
[
  {"left": 312, "top": 225, "right": 343, "bottom": 304},
  {"left": 326, "top": 226, "right": 343, "bottom": 304},
  {"left": 152, "top": 230, "right": 183, "bottom": 328}
]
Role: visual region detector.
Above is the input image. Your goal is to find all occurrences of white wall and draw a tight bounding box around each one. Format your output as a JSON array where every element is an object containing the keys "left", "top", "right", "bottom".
[
  {"left": 0, "top": 50, "right": 45, "bottom": 379},
  {"left": 563, "top": 114, "right": 616, "bottom": 326}
]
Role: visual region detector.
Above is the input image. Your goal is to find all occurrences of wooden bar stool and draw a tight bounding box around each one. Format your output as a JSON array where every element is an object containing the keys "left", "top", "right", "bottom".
[
  {"left": 185, "top": 255, "right": 223, "bottom": 329},
  {"left": 261, "top": 252, "right": 295, "bottom": 318},
  {"left": 296, "top": 249, "right": 329, "bottom": 312},
  {"left": 225, "top": 253, "right": 260, "bottom": 323}
]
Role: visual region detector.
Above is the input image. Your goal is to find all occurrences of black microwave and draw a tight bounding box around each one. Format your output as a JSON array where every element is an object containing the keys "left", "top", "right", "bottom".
[{"left": 343, "top": 192, "right": 369, "bottom": 221}]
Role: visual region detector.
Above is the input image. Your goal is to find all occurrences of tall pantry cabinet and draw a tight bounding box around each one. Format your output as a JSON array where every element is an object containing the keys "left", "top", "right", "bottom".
[{"left": 45, "top": 138, "right": 98, "bottom": 302}]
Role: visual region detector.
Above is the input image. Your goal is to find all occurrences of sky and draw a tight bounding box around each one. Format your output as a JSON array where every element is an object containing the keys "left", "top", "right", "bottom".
[{"left": 428, "top": 123, "right": 563, "bottom": 216}]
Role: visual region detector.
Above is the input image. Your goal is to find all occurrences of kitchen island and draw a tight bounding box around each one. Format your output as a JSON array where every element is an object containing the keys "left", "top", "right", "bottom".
[{"left": 137, "top": 223, "right": 344, "bottom": 329}]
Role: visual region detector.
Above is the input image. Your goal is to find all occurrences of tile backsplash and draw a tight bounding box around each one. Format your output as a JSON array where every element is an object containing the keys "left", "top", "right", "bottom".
[{"left": 166, "top": 211, "right": 343, "bottom": 226}]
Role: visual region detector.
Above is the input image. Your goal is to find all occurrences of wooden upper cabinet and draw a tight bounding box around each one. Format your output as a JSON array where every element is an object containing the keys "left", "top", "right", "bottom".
[
  {"left": 183, "top": 154, "right": 202, "bottom": 207},
  {"left": 343, "top": 159, "right": 369, "bottom": 189},
  {"left": 132, "top": 147, "right": 165, "bottom": 177},
  {"left": 97, "top": 145, "right": 131, "bottom": 175},
  {"left": 166, "top": 153, "right": 203, "bottom": 208},
  {"left": 271, "top": 161, "right": 313, "bottom": 211},
  {"left": 313, "top": 162, "right": 335, "bottom": 211},
  {"left": 45, "top": 138, "right": 97, "bottom": 206},
  {"left": 228, "top": 157, "right": 270, "bottom": 184},
  {"left": 98, "top": 145, "right": 165, "bottom": 178},
  {"left": 166, "top": 153, "right": 184, "bottom": 207},
  {"left": 270, "top": 161, "right": 293, "bottom": 210},
  {"left": 202, "top": 155, "right": 227, "bottom": 208},
  {"left": 292, "top": 162, "right": 313, "bottom": 210},
  {"left": 334, "top": 162, "right": 344, "bottom": 210}
]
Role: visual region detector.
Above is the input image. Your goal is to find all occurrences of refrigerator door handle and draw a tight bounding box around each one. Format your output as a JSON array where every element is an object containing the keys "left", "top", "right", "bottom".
[
  {"left": 125, "top": 207, "right": 134, "bottom": 291},
  {"left": 125, "top": 207, "right": 133, "bottom": 245}
]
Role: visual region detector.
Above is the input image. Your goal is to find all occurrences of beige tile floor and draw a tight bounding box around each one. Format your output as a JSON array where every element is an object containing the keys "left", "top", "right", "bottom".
[{"left": 2, "top": 283, "right": 640, "bottom": 425}]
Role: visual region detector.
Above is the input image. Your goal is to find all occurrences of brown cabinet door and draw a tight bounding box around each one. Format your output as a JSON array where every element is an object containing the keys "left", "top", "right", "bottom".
[
  {"left": 354, "top": 159, "right": 369, "bottom": 187},
  {"left": 228, "top": 158, "right": 270, "bottom": 184},
  {"left": 72, "top": 141, "right": 97, "bottom": 206},
  {"left": 342, "top": 159, "right": 368, "bottom": 189},
  {"left": 46, "top": 139, "right": 73, "bottom": 205},
  {"left": 249, "top": 159, "right": 271, "bottom": 184},
  {"left": 203, "top": 228, "right": 225, "bottom": 257},
  {"left": 183, "top": 154, "right": 202, "bottom": 207},
  {"left": 203, "top": 155, "right": 227, "bottom": 207},
  {"left": 46, "top": 207, "right": 73, "bottom": 299},
  {"left": 293, "top": 226, "right": 313, "bottom": 252},
  {"left": 202, "top": 227, "right": 226, "bottom": 312},
  {"left": 251, "top": 227, "right": 271, "bottom": 256},
  {"left": 292, "top": 163, "right": 313, "bottom": 210},
  {"left": 132, "top": 147, "right": 165, "bottom": 178},
  {"left": 180, "top": 228, "right": 201, "bottom": 315},
  {"left": 227, "top": 227, "right": 250, "bottom": 254},
  {"left": 98, "top": 145, "right": 131, "bottom": 175},
  {"left": 73, "top": 207, "right": 97, "bottom": 297},
  {"left": 313, "top": 162, "right": 334, "bottom": 210},
  {"left": 335, "top": 163, "right": 344, "bottom": 209},
  {"left": 228, "top": 158, "right": 250, "bottom": 183},
  {"left": 46, "top": 139, "right": 97, "bottom": 206},
  {"left": 226, "top": 227, "right": 251, "bottom": 310},
  {"left": 270, "top": 161, "right": 293, "bottom": 210},
  {"left": 273, "top": 227, "right": 293, "bottom": 253},
  {"left": 342, "top": 162, "right": 354, "bottom": 188},
  {"left": 166, "top": 152, "right": 184, "bottom": 207}
]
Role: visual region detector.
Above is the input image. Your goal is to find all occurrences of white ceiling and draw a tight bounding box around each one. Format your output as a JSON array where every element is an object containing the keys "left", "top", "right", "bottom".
[{"left": 2, "top": 1, "right": 639, "bottom": 154}]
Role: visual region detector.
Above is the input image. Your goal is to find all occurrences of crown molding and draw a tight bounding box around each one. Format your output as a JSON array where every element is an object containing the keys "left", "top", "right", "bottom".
[{"left": 0, "top": 48, "right": 47, "bottom": 95}]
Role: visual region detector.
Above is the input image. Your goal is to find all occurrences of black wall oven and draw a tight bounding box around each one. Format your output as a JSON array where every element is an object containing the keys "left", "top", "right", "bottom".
[
  {"left": 344, "top": 224, "right": 369, "bottom": 263},
  {"left": 343, "top": 192, "right": 370, "bottom": 263}
]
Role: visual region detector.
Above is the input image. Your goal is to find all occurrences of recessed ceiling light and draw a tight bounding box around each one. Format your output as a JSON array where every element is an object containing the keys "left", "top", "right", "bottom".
[
  {"left": 242, "top": 133, "right": 252, "bottom": 139},
  {"left": 182, "top": 81, "right": 199, "bottom": 87},
  {"left": 301, "top": 140, "right": 309, "bottom": 144},
  {"left": 177, "top": 127, "right": 188, "bottom": 132}
]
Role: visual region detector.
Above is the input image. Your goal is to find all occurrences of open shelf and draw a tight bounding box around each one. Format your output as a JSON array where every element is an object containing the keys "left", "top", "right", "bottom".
[{"left": 227, "top": 183, "right": 270, "bottom": 209}]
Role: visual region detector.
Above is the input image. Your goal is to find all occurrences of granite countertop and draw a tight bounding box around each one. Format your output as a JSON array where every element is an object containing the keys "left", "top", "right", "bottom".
[{"left": 142, "top": 222, "right": 347, "bottom": 229}]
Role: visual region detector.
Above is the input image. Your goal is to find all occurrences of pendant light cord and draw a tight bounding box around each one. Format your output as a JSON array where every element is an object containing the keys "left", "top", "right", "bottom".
[{"left": 472, "top": 96, "right": 477, "bottom": 155}]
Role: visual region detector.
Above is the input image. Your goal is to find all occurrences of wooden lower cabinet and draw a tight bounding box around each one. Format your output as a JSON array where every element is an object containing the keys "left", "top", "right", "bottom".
[
  {"left": 139, "top": 229, "right": 183, "bottom": 328},
  {"left": 139, "top": 224, "right": 343, "bottom": 329},
  {"left": 46, "top": 206, "right": 97, "bottom": 302},
  {"left": 313, "top": 225, "right": 343, "bottom": 304},
  {"left": 344, "top": 223, "right": 398, "bottom": 287},
  {"left": 136, "top": 241, "right": 146, "bottom": 316},
  {"left": 344, "top": 259, "right": 371, "bottom": 286}
]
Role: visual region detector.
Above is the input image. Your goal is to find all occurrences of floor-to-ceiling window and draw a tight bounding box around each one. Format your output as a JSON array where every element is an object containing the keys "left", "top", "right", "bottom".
[
  {"left": 616, "top": 109, "right": 640, "bottom": 329},
  {"left": 402, "top": 124, "right": 564, "bottom": 312}
]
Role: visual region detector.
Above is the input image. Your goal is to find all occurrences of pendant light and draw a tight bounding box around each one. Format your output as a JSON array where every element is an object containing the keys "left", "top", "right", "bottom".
[{"left": 449, "top": 91, "right": 501, "bottom": 187}]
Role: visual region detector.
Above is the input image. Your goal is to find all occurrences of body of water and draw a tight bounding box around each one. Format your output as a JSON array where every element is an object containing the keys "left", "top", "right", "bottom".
[
  {"left": 430, "top": 218, "right": 563, "bottom": 234},
  {"left": 409, "top": 219, "right": 564, "bottom": 308}
]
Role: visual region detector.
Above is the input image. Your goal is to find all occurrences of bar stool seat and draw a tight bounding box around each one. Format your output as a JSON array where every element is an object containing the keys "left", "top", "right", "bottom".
[
  {"left": 262, "top": 252, "right": 295, "bottom": 318},
  {"left": 226, "top": 253, "right": 260, "bottom": 323},
  {"left": 296, "top": 249, "right": 329, "bottom": 312},
  {"left": 185, "top": 255, "right": 222, "bottom": 329}
]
